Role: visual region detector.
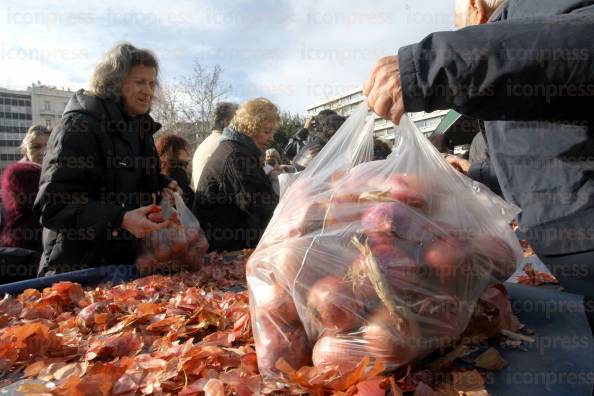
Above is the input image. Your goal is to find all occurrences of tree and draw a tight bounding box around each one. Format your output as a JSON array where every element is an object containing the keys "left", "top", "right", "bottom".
[
  {"left": 152, "top": 84, "right": 183, "bottom": 134},
  {"left": 272, "top": 112, "right": 305, "bottom": 162},
  {"left": 179, "top": 62, "right": 232, "bottom": 140},
  {"left": 151, "top": 62, "right": 231, "bottom": 149}
]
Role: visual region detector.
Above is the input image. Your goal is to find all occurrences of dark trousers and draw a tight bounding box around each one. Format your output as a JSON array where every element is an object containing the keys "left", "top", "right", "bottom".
[{"left": 540, "top": 250, "right": 594, "bottom": 333}]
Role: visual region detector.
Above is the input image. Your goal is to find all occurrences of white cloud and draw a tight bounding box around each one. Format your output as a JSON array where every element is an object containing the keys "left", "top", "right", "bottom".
[{"left": 0, "top": 0, "right": 454, "bottom": 113}]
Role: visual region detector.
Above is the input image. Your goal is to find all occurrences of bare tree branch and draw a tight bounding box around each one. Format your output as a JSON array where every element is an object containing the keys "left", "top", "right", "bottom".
[{"left": 151, "top": 62, "right": 231, "bottom": 149}]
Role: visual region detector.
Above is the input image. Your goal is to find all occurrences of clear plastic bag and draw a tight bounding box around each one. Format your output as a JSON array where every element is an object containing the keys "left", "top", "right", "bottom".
[
  {"left": 247, "top": 102, "right": 522, "bottom": 379},
  {"left": 135, "top": 192, "right": 209, "bottom": 274}
]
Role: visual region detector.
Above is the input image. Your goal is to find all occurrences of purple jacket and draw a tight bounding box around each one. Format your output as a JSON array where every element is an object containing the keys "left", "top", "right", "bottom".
[{"left": 1, "top": 161, "right": 43, "bottom": 251}]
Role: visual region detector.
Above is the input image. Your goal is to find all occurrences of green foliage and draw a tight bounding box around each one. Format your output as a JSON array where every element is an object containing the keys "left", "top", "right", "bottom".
[{"left": 272, "top": 111, "right": 305, "bottom": 162}]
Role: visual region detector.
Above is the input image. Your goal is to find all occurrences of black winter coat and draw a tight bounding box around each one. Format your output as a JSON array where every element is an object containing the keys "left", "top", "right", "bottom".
[
  {"left": 34, "top": 90, "right": 170, "bottom": 275},
  {"left": 193, "top": 127, "right": 278, "bottom": 252},
  {"left": 399, "top": 0, "right": 594, "bottom": 255}
]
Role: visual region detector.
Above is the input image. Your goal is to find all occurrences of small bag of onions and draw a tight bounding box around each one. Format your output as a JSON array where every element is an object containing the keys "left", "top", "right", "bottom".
[
  {"left": 247, "top": 102, "right": 522, "bottom": 380},
  {"left": 136, "top": 192, "right": 209, "bottom": 275}
]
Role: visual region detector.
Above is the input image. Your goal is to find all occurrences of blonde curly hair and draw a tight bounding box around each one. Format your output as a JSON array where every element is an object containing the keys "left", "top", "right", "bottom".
[{"left": 231, "top": 98, "right": 280, "bottom": 138}]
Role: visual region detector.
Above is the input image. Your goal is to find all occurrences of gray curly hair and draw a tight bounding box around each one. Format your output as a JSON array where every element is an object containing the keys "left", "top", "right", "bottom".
[{"left": 89, "top": 42, "right": 159, "bottom": 101}]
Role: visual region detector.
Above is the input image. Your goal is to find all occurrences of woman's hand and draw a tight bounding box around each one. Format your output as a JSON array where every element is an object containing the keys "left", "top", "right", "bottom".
[
  {"left": 165, "top": 180, "right": 183, "bottom": 195},
  {"left": 445, "top": 155, "right": 471, "bottom": 175},
  {"left": 121, "top": 205, "right": 171, "bottom": 238}
]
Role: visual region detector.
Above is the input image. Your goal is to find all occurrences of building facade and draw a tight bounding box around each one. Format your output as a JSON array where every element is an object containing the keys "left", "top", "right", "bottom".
[
  {"left": 0, "top": 87, "right": 33, "bottom": 171},
  {"left": 0, "top": 84, "right": 72, "bottom": 173},
  {"left": 29, "top": 84, "right": 73, "bottom": 130},
  {"left": 306, "top": 88, "right": 447, "bottom": 142}
]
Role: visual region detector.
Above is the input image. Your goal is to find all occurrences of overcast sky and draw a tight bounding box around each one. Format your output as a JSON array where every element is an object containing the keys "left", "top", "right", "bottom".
[{"left": 1, "top": 0, "right": 454, "bottom": 114}]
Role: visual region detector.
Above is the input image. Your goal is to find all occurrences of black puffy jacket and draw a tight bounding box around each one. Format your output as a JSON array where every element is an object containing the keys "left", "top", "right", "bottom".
[
  {"left": 34, "top": 90, "right": 170, "bottom": 275},
  {"left": 193, "top": 127, "right": 278, "bottom": 252}
]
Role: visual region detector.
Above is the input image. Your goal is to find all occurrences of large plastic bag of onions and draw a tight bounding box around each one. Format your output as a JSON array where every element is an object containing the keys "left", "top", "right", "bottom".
[
  {"left": 247, "top": 102, "right": 522, "bottom": 380},
  {"left": 136, "top": 192, "right": 209, "bottom": 274}
]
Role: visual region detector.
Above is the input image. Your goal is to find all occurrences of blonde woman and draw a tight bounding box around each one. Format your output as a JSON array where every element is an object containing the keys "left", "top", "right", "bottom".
[{"left": 193, "top": 98, "right": 280, "bottom": 251}]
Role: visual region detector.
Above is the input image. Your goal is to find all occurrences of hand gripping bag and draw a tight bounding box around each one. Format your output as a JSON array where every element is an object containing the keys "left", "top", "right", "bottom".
[{"left": 135, "top": 192, "right": 209, "bottom": 274}]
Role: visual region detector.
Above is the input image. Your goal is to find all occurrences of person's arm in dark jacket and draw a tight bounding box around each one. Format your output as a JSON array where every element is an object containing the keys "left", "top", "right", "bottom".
[
  {"left": 34, "top": 117, "right": 127, "bottom": 239},
  {"left": 284, "top": 127, "right": 309, "bottom": 160},
  {"left": 399, "top": 15, "right": 594, "bottom": 121},
  {"left": 468, "top": 159, "right": 503, "bottom": 196}
]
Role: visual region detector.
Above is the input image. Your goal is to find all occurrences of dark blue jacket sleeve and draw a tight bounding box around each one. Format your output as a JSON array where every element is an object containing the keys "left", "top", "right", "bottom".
[{"left": 399, "top": 15, "right": 594, "bottom": 121}]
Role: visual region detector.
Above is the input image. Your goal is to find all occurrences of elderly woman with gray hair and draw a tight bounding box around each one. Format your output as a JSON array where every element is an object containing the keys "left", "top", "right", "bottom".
[{"left": 34, "top": 42, "right": 178, "bottom": 275}]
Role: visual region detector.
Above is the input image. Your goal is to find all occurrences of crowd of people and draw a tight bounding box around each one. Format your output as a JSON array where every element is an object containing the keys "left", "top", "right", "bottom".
[
  {"left": 0, "top": 0, "right": 592, "bottom": 337},
  {"left": 0, "top": 42, "right": 351, "bottom": 283}
]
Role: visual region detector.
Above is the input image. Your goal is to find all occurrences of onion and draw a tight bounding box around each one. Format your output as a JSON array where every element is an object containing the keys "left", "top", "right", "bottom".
[
  {"left": 366, "top": 231, "right": 395, "bottom": 247},
  {"left": 271, "top": 239, "right": 312, "bottom": 285},
  {"left": 153, "top": 243, "right": 172, "bottom": 262},
  {"left": 312, "top": 334, "right": 367, "bottom": 374},
  {"left": 325, "top": 201, "right": 361, "bottom": 227},
  {"left": 363, "top": 308, "right": 422, "bottom": 367},
  {"left": 307, "top": 276, "right": 363, "bottom": 333},
  {"left": 370, "top": 243, "right": 418, "bottom": 288},
  {"left": 170, "top": 237, "right": 188, "bottom": 255},
  {"left": 255, "top": 318, "right": 311, "bottom": 374},
  {"left": 363, "top": 202, "right": 434, "bottom": 243},
  {"left": 368, "top": 174, "right": 428, "bottom": 210},
  {"left": 422, "top": 236, "right": 467, "bottom": 283},
  {"left": 252, "top": 281, "right": 299, "bottom": 325}
]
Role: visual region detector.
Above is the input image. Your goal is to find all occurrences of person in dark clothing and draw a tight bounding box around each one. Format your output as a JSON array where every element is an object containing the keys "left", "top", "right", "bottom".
[
  {"left": 155, "top": 134, "right": 194, "bottom": 208},
  {"left": 373, "top": 138, "right": 392, "bottom": 161},
  {"left": 446, "top": 130, "right": 503, "bottom": 196},
  {"left": 292, "top": 114, "right": 346, "bottom": 170},
  {"left": 283, "top": 109, "right": 337, "bottom": 161},
  {"left": 0, "top": 125, "right": 50, "bottom": 283},
  {"left": 34, "top": 42, "right": 178, "bottom": 276},
  {"left": 363, "top": 0, "right": 594, "bottom": 327},
  {"left": 1, "top": 125, "right": 51, "bottom": 251},
  {"left": 193, "top": 98, "right": 280, "bottom": 252}
]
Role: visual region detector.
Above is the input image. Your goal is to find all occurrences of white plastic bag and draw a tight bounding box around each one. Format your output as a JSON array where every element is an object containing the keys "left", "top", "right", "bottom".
[
  {"left": 247, "top": 102, "right": 522, "bottom": 379},
  {"left": 135, "top": 192, "right": 209, "bottom": 274}
]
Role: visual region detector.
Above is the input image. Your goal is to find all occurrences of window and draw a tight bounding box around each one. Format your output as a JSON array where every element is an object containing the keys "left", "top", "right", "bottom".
[
  {"left": 44, "top": 101, "right": 51, "bottom": 111},
  {"left": 45, "top": 119, "right": 52, "bottom": 128}
]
